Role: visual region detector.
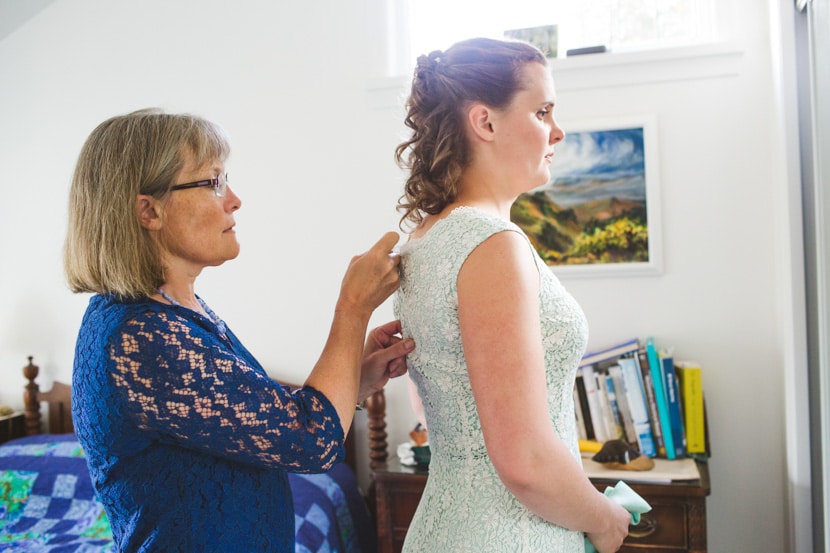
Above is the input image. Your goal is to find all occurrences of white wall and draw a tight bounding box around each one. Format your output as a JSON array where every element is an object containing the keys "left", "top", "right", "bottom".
[{"left": 0, "top": 1, "right": 804, "bottom": 551}]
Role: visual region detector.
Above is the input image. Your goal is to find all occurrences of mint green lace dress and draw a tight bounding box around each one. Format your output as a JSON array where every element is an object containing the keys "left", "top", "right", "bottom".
[{"left": 394, "top": 207, "right": 589, "bottom": 552}]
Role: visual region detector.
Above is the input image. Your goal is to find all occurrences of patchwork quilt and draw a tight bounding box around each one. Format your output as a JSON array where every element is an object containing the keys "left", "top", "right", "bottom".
[{"left": 0, "top": 434, "right": 376, "bottom": 553}]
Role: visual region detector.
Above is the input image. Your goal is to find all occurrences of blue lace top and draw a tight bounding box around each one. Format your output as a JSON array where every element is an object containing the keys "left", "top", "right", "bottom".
[{"left": 71, "top": 294, "right": 345, "bottom": 552}]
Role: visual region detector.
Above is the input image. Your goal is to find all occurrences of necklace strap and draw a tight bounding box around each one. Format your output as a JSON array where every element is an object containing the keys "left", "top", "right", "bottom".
[
  {"left": 157, "top": 288, "right": 227, "bottom": 337},
  {"left": 158, "top": 288, "right": 181, "bottom": 307}
]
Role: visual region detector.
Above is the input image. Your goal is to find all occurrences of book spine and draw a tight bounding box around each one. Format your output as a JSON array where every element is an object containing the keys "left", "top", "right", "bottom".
[
  {"left": 662, "top": 357, "right": 687, "bottom": 458},
  {"left": 646, "top": 337, "right": 675, "bottom": 459},
  {"left": 617, "top": 357, "right": 656, "bottom": 457},
  {"left": 574, "top": 372, "right": 595, "bottom": 441},
  {"left": 677, "top": 363, "right": 706, "bottom": 454},
  {"left": 573, "top": 384, "right": 588, "bottom": 441},
  {"left": 581, "top": 365, "right": 609, "bottom": 442},
  {"left": 638, "top": 347, "right": 665, "bottom": 456},
  {"left": 600, "top": 372, "right": 625, "bottom": 441},
  {"left": 608, "top": 365, "right": 639, "bottom": 448},
  {"left": 580, "top": 338, "right": 641, "bottom": 368}
]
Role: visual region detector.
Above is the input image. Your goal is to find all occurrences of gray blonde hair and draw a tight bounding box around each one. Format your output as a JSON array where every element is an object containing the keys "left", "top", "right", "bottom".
[
  {"left": 64, "top": 108, "right": 230, "bottom": 299},
  {"left": 395, "top": 37, "right": 547, "bottom": 227}
]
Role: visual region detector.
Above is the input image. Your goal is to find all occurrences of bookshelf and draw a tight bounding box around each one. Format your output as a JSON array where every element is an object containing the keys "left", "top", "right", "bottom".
[{"left": 575, "top": 338, "right": 709, "bottom": 462}]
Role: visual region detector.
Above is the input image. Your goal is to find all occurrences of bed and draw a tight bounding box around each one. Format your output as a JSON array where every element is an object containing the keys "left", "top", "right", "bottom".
[{"left": 1, "top": 356, "right": 388, "bottom": 553}]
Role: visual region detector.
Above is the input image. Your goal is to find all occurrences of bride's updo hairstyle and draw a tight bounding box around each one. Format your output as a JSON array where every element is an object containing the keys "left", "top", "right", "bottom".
[{"left": 395, "top": 37, "right": 547, "bottom": 227}]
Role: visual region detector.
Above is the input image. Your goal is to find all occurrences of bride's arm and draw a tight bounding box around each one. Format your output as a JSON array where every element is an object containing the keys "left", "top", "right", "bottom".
[{"left": 458, "top": 230, "right": 630, "bottom": 552}]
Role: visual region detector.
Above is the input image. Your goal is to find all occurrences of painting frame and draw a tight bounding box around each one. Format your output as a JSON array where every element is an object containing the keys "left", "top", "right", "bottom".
[{"left": 511, "top": 114, "right": 663, "bottom": 278}]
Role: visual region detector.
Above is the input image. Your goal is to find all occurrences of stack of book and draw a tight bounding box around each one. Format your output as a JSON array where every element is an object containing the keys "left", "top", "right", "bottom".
[{"left": 574, "top": 337, "right": 708, "bottom": 459}]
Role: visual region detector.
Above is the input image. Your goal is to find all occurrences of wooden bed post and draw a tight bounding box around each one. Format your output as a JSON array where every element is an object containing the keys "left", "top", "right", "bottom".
[
  {"left": 23, "top": 356, "right": 42, "bottom": 436},
  {"left": 365, "top": 388, "right": 388, "bottom": 469},
  {"left": 22, "top": 356, "right": 74, "bottom": 436}
]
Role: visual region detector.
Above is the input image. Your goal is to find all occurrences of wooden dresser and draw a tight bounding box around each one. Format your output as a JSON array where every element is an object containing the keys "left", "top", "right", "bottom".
[
  {"left": 370, "top": 458, "right": 710, "bottom": 553},
  {"left": 0, "top": 412, "right": 25, "bottom": 445}
]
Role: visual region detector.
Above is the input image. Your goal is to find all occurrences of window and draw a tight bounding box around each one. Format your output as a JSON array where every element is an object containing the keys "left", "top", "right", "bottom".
[{"left": 406, "top": 0, "right": 717, "bottom": 64}]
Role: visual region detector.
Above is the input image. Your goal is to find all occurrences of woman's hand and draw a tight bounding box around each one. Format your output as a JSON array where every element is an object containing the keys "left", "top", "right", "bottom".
[
  {"left": 585, "top": 498, "right": 631, "bottom": 553},
  {"left": 358, "top": 320, "right": 413, "bottom": 401},
  {"left": 336, "top": 232, "right": 401, "bottom": 319},
  {"left": 305, "top": 232, "right": 405, "bottom": 432}
]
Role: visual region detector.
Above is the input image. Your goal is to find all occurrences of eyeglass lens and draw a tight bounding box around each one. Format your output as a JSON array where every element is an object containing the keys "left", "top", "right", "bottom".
[{"left": 215, "top": 173, "right": 228, "bottom": 197}]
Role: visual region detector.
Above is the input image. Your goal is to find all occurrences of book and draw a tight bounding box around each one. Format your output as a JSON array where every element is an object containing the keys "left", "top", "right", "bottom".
[
  {"left": 574, "top": 373, "right": 595, "bottom": 441},
  {"left": 646, "top": 337, "right": 676, "bottom": 459},
  {"left": 617, "top": 356, "right": 657, "bottom": 457},
  {"left": 675, "top": 361, "right": 706, "bottom": 454},
  {"left": 580, "top": 365, "right": 610, "bottom": 442},
  {"left": 608, "top": 365, "right": 639, "bottom": 448},
  {"left": 661, "top": 355, "right": 687, "bottom": 458},
  {"left": 637, "top": 346, "right": 666, "bottom": 457},
  {"left": 580, "top": 338, "right": 641, "bottom": 368},
  {"left": 597, "top": 371, "right": 624, "bottom": 441},
  {"left": 573, "top": 383, "right": 588, "bottom": 441}
]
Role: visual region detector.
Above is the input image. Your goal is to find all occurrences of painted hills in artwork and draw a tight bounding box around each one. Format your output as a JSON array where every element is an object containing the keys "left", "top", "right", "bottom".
[{"left": 510, "top": 126, "right": 651, "bottom": 266}]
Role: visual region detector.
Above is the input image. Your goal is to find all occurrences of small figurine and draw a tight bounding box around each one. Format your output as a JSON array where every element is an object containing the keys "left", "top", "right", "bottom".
[
  {"left": 409, "top": 423, "right": 428, "bottom": 446},
  {"left": 592, "top": 439, "right": 655, "bottom": 471},
  {"left": 398, "top": 423, "right": 431, "bottom": 468}
]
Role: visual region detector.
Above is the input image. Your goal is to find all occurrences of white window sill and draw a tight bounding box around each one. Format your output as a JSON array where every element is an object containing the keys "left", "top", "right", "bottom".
[{"left": 367, "top": 41, "right": 744, "bottom": 108}]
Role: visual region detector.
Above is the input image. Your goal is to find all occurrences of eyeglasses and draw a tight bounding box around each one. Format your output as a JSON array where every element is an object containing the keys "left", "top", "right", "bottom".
[{"left": 169, "top": 173, "right": 229, "bottom": 197}]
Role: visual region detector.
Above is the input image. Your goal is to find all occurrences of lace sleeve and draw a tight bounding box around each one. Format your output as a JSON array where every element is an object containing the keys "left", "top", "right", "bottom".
[{"left": 107, "top": 310, "right": 345, "bottom": 473}]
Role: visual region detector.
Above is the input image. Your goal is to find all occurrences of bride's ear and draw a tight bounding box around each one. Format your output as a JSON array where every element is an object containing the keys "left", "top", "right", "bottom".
[
  {"left": 136, "top": 195, "right": 162, "bottom": 230},
  {"left": 467, "top": 103, "right": 496, "bottom": 143}
]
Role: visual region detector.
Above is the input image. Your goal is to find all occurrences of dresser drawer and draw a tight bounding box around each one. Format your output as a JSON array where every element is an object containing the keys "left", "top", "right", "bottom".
[
  {"left": 591, "top": 475, "right": 708, "bottom": 553},
  {"left": 372, "top": 468, "right": 427, "bottom": 553},
  {"left": 623, "top": 499, "right": 689, "bottom": 550},
  {"left": 387, "top": 485, "right": 422, "bottom": 528}
]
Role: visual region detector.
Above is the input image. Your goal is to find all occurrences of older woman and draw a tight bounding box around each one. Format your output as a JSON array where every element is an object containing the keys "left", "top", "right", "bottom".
[{"left": 65, "top": 108, "right": 410, "bottom": 552}]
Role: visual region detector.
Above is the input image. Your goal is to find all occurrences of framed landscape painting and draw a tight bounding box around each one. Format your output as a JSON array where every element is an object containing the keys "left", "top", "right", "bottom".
[{"left": 510, "top": 115, "right": 662, "bottom": 277}]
